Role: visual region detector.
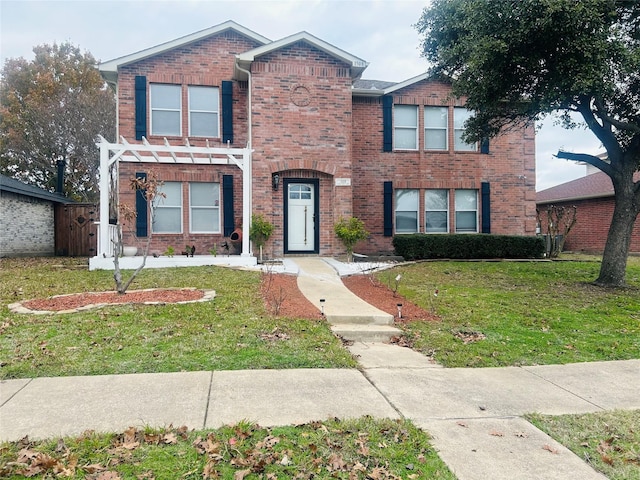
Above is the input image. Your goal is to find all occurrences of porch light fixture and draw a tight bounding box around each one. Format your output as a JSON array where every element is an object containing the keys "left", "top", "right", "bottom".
[
  {"left": 272, "top": 173, "right": 280, "bottom": 191},
  {"left": 320, "top": 298, "right": 325, "bottom": 316}
]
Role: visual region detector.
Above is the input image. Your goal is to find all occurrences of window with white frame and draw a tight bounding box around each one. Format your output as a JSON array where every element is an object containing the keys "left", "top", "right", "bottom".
[
  {"left": 153, "top": 182, "right": 182, "bottom": 233},
  {"left": 189, "top": 182, "right": 220, "bottom": 233},
  {"left": 188, "top": 86, "right": 219, "bottom": 137},
  {"left": 455, "top": 189, "right": 478, "bottom": 232},
  {"left": 453, "top": 107, "right": 477, "bottom": 151},
  {"left": 394, "top": 105, "right": 418, "bottom": 150},
  {"left": 150, "top": 84, "right": 181, "bottom": 136},
  {"left": 395, "top": 189, "right": 419, "bottom": 233},
  {"left": 424, "top": 106, "right": 448, "bottom": 150},
  {"left": 425, "top": 189, "right": 449, "bottom": 233}
]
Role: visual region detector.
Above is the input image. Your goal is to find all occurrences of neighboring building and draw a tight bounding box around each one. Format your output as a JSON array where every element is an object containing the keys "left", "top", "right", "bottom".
[
  {"left": 536, "top": 170, "right": 640, "bottom": 253},
  {"left": 96, "top": 21, "right": 536, "bottom": 260},
  {"left": 0, "top": 174, "right": 96, "bottom": 257}
]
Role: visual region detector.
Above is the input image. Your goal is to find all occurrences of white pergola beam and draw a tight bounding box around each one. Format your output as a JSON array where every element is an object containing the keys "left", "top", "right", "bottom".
[{"left": 95, "top": 138, "right": 253, "bottom": 259}]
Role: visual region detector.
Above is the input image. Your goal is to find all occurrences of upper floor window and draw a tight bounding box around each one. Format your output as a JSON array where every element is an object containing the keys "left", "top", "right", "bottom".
[
  {"left": 394, "top": 105, "right": 418, "bottom": 150},
  {"left": 425, "top": 189, "right": 449, "bottom": 233},
  {"left": 153, "top": 182, "right": 182, "bottom": 234},
  {"left": 150, "top": 84, "right": 181, "bottom": 136},
  {"left": 188, "top": 86, "right": 219, "bottom": 137},
  {"left": 424, "top": 107, "right": 448, "bottom": 150},
  {"left": 455, "top": 189, "right": 478, "bottom": 232},
  {"left": 189, "top": 182, "right": 220, "bottom": 233},
  {"left": 395, "top": 189, "right": 419, "bottom": 233},
  {"left": 454, "top": 107, "right": 477, "bottom": 151}
]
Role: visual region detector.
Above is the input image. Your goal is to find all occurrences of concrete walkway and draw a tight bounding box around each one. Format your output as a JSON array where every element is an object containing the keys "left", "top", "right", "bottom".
[{"left": 1, "top": 257, "right": 639, "bottom": 480}]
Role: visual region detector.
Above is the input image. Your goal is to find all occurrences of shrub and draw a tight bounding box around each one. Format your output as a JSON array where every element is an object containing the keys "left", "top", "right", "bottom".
[
  {"left": 334, "top": 216, "right": 369, "bottom": 262},
  {"left": 392, "top": 234, "right": 545, "bottom": 260}
]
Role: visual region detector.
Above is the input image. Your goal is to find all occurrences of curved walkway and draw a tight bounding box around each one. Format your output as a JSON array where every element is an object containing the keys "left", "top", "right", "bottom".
[{"left": 1, "top": 257, "right": 638, "bottom": 480}]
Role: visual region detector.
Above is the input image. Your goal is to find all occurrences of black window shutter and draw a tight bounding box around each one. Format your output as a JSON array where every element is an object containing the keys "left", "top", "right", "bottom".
[
  {"left": 382, "top": 95, "right": 393, "bottom": 152},
  {"left": 135, "top": 76, "right": 147, "bottom": 140},
  {"left": 384, "top": 181, "right": 393, "bottom": 236},
  {"left": 480, "top": 138, "right": 490, "bottom": 154},
  {"left": 222, "top": 175, "right": 235, "bottom": 236},
  {"left": 135, "top": 172, "right": 148, "bottom": 237},
  {"left": 222, "top": 81, "right": 233, "bottom": 144},
  {"left": 481, "top": 182, "right": 491, "bottom": 234}
]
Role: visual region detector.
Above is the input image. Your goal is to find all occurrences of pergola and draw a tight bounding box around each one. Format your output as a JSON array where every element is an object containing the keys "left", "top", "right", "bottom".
[{"left": 95, "top": 135, "right": 253, "bottom": 260}]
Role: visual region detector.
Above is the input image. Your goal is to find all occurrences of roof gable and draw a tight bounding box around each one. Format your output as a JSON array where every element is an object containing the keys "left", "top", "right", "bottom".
[
  {"left": 99, "top": 20, "right": 271, "bottom": 84},
  {"left": 235, "top": 31, "right": 368, "bottom": 80}
]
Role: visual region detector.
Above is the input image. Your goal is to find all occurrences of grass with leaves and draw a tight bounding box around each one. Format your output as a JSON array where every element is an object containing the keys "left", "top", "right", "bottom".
[
  {"left": 0, "top": 417, "right": 454, "bottom": 479},
  {"left": 383, "top": 254, "right": 640, "bottom": 367},
  {"left": 527, "top": 410, "right": 640, "bottom": 480},
  {"left": 0, "top": 258, "right": 355, "bottom": 379}
]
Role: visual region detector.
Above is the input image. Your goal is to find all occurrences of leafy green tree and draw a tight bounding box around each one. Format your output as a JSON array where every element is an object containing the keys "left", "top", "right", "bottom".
[
  {"left": 417, "top": 0, "right": 640, "bottom": 287},
  {"left": 0, "top": 42, "right": 115, "bottom": 202}
]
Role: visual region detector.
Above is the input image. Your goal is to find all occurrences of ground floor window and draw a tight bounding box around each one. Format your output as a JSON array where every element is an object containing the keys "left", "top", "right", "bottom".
[
  {"left": 393, "top": 187, "right": 478, "bottom": 234},
  {"left": 189, "top": 182, "right": 220, "bottom": 233},
  {"left": 425, "top": 189, "right": 449, "bottom": 233},
  {"left": 455, "top": 189, "right": 478, "bottom": 233},
  {"left": 153, "top": 182, "right": 182, "bottom": 233},
  {"left": 395, "top": 189, "right": 419, "bottom": 233}
]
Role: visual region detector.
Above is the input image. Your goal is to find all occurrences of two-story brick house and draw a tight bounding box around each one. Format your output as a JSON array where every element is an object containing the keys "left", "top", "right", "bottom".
[{"left": 94, "top": 20, "right": 535, "bottom": 264}]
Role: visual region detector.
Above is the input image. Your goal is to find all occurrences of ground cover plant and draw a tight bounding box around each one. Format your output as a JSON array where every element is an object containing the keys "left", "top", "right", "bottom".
[
  {"left": 380, "top": 255, "right": 640, "bottom": 368},
  {"left": 527, "top": 410, "right": 640, "bottom": 480},
  {"left": 0, "top": 417, "right": 454, "bottom": 479},
  {"left": 0, "top": 258, "right": 355, "bottom": 379}
]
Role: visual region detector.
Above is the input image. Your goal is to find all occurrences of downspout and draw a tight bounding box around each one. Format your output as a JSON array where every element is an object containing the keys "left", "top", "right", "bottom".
[{"left": 235, "top": 62, "right": 253, "bottom": 257}]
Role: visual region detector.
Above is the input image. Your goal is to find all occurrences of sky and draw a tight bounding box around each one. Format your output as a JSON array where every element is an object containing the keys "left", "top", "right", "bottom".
[{"left": 0, "top": 0, "right": 603, "bottom": 191}]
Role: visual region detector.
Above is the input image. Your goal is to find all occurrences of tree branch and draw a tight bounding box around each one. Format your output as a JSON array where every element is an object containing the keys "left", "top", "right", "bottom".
[{"left": 555, "top": 150, "right": 613, "bottom": 177}]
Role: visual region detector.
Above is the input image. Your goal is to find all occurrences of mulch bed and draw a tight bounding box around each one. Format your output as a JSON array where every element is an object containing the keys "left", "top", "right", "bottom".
[
  {"left": 13, "top": 272, "right": 436, "bottom": 323},
  {"left": 18, "top": 288, "right": 205, "bottom": 313}
]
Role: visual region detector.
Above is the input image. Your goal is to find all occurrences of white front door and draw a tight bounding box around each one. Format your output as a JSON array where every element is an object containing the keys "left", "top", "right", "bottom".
[{"left": 287, "top": 183, "right": 315, "bottom": 252}]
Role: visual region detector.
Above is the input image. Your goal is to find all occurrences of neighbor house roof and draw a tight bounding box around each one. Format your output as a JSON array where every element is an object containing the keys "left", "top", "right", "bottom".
[
  {"left": 536, "top": 171, "right": 640, "bottom": 203},
  {"left": 0, "top": 174, "right": 73, "bottom": 204},
  {"left": 99, "top": 20, "right": 271, "bottom": 85}
]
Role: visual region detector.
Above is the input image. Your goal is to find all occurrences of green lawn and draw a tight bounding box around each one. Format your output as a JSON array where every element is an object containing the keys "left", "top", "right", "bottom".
[
  {"left": 528, "top": 410, "right": 640, "bottom": 480},
  {"left": 0, "top": 258, "right": 356, "bottom": 379},
  {"left": 385, "top": 255, "right": 640, "bottom": 367}
]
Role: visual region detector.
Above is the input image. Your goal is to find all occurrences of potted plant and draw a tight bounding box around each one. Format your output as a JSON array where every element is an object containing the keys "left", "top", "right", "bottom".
[
  {"left": 249, "top": 213, "right": 274, "bottom": 263},
  {"left": 334, "top": 216, "right": 369, "bottom": 262}
]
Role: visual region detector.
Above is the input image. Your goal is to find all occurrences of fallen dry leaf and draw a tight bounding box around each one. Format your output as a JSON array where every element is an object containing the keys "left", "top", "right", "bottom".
[
  {"left": 543, "top": 444, "right": 559, "bottom": 454},
  {"left": 489, "top": 430, "right": 504, "bottom": 437},
  {"left": 234, "top": 469, "right": 251, "bottom": 480}
]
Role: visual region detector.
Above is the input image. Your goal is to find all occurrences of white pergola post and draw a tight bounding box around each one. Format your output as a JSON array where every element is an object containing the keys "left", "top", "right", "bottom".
[{"left": 98, "top": 141, "right": 111, "bottom": 258}]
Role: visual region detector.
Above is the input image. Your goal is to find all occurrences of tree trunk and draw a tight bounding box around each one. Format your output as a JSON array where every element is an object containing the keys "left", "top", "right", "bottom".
[{"left": 595, "top": 173, "right": 639, "bottom": 288}]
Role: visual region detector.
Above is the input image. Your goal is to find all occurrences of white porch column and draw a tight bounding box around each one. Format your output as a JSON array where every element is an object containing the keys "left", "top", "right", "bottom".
[{"left": 98, "top": 142, "right": 111, "bottom": 257}]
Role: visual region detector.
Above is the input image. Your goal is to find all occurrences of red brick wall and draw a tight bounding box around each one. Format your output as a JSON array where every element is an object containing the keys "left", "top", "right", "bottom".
[
  {"left": 113, "top": 32, "right": 537, "bottom": 258},
  {"left": 115, "top": 31, "right": 259, "bottom": 254},
  {"left": 538, "top": 198, "right": 640, "bottom": 253},
  {"left": 249, "top": 41, "right": 354, "bottom": 256},
  {"left": 352, "top": 79, "right": 537, "bottom": 253},
  {"left": 117, "top": 30, "right": 259, "bottom": 146}
]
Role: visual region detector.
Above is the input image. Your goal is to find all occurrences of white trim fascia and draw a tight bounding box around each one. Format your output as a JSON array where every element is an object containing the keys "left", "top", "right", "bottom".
[
  {"left": 99, "top": 21, "right": 271, "bottom": 84},
  {"left": 236, "top": 31, "right": 369, "bottom": 79},
  {"left": 537, "top": 192, "right": 614, "bottom": 204},
  {"left": 382, "top": 72, "right": 431, "bottom": 95}
]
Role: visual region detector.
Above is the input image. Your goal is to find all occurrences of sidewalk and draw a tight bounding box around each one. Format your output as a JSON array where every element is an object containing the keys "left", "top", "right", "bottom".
[{"left": 1, "top": 257, "right": 638, "bottom": 479}]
